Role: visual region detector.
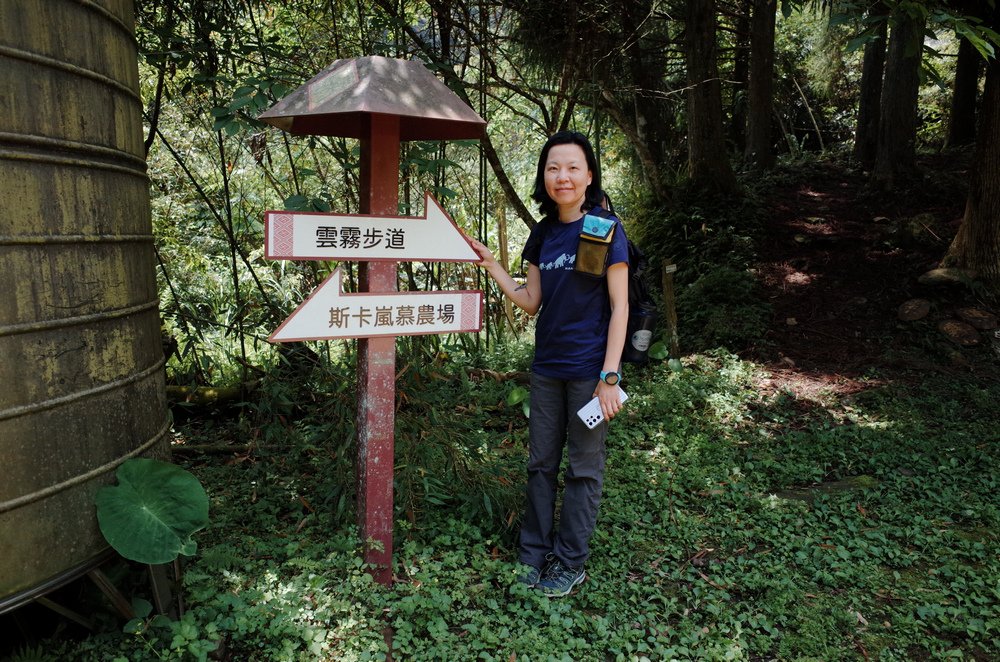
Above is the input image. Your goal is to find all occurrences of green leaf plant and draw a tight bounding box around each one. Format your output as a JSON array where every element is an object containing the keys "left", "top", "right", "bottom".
[
  {"left": 506, "top": 384, "right": 530, "bottom": 418},
  {"left": 95, "top": 458, "right": 210, "bottom": 564}
]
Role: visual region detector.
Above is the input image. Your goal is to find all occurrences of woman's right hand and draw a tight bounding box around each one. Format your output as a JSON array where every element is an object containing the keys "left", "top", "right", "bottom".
[
  {"left": 468, "top": 237, "right": 498, "bottom": 271},
  {"left": 465, "top": 237, "right": 541, "bottom": 316}
]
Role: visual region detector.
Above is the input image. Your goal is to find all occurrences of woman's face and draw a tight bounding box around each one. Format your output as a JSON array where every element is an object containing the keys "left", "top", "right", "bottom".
[{"left": 543, "top": 143, "right": 592, "bottom": 220}]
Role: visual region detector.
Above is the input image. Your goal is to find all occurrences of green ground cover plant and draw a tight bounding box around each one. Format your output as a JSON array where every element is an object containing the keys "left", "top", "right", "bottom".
[
  {"left": 48, "top": 349, "right": 999, "bottom": 661},
  {"left": 95, "top": 459, "right": 210, "bottom": 565}
]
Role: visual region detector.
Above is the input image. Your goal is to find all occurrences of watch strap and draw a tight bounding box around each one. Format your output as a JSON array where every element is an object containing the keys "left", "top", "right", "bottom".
[{"left": 600, "top": 370, "right": 621, "bottom": 385}]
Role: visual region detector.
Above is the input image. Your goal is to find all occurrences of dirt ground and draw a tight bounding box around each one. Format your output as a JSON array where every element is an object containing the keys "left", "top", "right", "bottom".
[{"left": 748, "top": 152, "right": 999, "bottom": 400}]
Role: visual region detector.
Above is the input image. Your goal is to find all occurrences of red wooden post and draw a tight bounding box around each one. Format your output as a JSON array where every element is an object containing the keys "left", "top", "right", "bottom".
[
  {"left": 258, "top": 56, "right": 485, "bottom": 587},
  {"left": 357, "top": 114, "right": 400, "bottom": 584}
]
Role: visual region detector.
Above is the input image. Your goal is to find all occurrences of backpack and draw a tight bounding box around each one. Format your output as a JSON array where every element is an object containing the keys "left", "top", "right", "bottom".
[{"left": 584, "top": 205, "right": 659, "bottom": 363}]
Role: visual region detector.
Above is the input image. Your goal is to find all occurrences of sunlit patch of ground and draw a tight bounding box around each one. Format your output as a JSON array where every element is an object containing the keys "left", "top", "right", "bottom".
[{"left": 754, "top": 366, "right": 880, "bottom": 406}]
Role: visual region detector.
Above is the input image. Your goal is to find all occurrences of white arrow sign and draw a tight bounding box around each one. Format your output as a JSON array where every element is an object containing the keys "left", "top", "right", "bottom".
[
  {"left": 265, "top": 192, "right": 479, "bottom": 262},
  {"left": 270, "top": 268, "right": 483, "bottom": 342}
]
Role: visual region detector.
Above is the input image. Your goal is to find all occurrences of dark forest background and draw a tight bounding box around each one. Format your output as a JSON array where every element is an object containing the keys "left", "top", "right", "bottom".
[{"left": 138, "top": 0, "right": 1000, "bottom": 388}]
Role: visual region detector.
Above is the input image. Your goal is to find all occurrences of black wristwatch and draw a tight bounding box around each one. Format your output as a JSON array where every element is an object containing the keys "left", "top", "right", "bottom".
[{"left": 600, "top": 370, "right": 621, "bottom": 385}]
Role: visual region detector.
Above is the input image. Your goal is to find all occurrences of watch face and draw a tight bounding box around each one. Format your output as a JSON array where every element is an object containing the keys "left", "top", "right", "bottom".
[{"left": 603, "top": 371, "right": 620, "bottom": 385}]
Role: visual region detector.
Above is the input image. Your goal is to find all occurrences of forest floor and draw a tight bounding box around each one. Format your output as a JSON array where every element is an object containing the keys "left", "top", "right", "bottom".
[
  {"left": 6, "top": 152, "right": 1000, "bottom": 662},
  {"left": 748, "top": 150, "right": 1000, "bottom": 403}
]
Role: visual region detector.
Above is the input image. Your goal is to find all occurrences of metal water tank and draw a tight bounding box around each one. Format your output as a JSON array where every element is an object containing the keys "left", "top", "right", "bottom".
[{"left": 0, "top": 0, "right": 170, "bottom": 611}]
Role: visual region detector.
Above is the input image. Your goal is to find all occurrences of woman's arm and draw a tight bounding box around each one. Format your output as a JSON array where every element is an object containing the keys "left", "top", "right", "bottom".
[
  {"left": 595, "top": 261, "right": 629, "bottom": 420},
  {"left": 468, "top": 238, "right": 542, "bottom": 316}
]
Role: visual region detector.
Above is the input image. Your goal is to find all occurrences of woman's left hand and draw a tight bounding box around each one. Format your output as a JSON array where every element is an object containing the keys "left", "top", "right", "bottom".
[{"left": 594, "top": 380, "right": 623, "bottom": 422}]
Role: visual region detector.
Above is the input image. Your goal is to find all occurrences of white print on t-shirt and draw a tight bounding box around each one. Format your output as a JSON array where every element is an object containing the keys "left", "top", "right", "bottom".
[{"left": 541, "top": 253, "right": 576, "bottom": 271}]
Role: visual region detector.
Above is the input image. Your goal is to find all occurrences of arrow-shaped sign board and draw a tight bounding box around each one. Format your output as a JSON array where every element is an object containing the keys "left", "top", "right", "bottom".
[
  {"left": 265, "top": 192, "right": 479, "bottom": 262},
  {"left": 270, "top": 268, "right": 483, "bottom": 342}
]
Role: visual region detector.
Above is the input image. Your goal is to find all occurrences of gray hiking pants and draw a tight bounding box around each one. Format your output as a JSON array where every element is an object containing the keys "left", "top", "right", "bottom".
[{"left": 519, "top": 373, "right": 608, "bottom": 569}]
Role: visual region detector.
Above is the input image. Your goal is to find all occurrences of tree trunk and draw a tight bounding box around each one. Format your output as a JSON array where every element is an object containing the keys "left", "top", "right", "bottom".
[
  {"left": 942, "top": 34, "right": 1000, "bottom": 288},
  {"left": 729, "top": 0, "right": 751, "bottom": 152},
  {"left": 947, "top": 34, "right": 982, "bottom": 148},
  {"left": 685, "top": 0, "right": 739, "bottom": 194},
  {"left": 744, "top": 0, "right": 777, "bottom": 169},
  {"left": 853, "top": 6, "right": 888, "bottom": 168},
  {"left": 871, "top": 9, "right": 925, "bottom": 189}
]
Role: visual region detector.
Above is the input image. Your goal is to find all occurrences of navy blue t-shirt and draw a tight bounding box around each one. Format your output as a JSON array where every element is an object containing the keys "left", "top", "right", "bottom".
[{"left": 522, "top": 213, "right": 629, "bottom": 380}]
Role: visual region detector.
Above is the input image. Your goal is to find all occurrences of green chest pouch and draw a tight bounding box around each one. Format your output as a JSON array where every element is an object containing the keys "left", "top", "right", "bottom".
[{"left": 575, "top": 213, "right": 616, "bottom": 278}]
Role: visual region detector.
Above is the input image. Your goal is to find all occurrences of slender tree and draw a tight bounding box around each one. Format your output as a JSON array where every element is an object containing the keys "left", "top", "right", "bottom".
[
  {"left": 685, "top": 0, "right": 739, "bottom": 193},
  {"left": 617, "top": 0, "right": 674, "bottom": 202},
  {"left": 947, "top": 32, "right": 983, "bottom": 147},
  {"left": 871, "top": 5, "right": 926, "bottom": 188},
  {"left": 744, "top": 0, "right": 777, "bottom": 169},
  {"left": 729, "top": 0, "right": 752, "bottom": 152},
  {"left": 852, "top": 2, "right": 889, "bottom": 167}
]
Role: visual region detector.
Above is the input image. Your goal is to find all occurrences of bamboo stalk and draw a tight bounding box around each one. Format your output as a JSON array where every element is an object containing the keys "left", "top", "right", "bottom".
[{"left": 496, "top": 201, "right": 517, "bottom": 333}]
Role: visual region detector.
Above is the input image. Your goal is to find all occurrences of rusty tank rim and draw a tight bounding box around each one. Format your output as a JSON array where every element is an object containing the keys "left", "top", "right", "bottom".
[{"left": 0, "top": 548, "right": 115, "bottom": 616}]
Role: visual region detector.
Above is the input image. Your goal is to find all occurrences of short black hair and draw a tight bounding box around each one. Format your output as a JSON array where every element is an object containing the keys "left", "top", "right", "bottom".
[{"left": 531, "top": 131, "right": 604, "bottom": 220}]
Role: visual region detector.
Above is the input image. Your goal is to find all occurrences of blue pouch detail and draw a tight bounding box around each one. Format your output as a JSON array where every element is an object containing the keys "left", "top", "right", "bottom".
[
  {"left": 582, "top": 214, "right": 615, "bottom": 240},
  {"left": 575, "top": 214, "right": 617, "bottom": 277}
]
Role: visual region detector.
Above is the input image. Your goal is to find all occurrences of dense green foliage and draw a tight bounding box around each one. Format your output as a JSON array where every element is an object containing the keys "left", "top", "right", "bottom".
[
  {"left": 43, "top": 351, "right": 1000, "bottom": 660},
  {"left": 137, "top": 0, "right": 999, "bottom": 386}
]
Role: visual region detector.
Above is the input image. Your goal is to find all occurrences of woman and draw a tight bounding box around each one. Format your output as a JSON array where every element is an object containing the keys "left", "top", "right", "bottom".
[{"left": 469, "top": 131, "right": 629, "bottom": 597}]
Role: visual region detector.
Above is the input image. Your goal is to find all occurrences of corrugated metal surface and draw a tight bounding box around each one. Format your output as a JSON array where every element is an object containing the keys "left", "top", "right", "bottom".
[{"left": 0, "top": 0, "right": 170, "bottom": 612}]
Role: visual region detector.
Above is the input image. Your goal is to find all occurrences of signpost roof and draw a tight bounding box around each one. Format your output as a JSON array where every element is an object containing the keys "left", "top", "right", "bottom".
[{"left": 258, "top": 56, "right": 485, "bottom": 141}]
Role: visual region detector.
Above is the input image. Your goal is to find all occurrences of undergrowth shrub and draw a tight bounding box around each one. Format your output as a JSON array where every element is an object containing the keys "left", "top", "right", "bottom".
[
  {"left": 628, "top": 187, "right": 770, "bottom": 353},
  {"left": 676, "top": 267, "right": 772, "bottom": 351},
  {"left": 37, "top": 347, "right": 1000, "bottom": 661},
  {"left": 393, "top": 365, "right": 526, "bottom": 535}
]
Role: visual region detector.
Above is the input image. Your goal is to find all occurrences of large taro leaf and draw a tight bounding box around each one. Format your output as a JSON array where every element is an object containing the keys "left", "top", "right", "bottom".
[{"left": 95, "top": 458, "right": 209, "bottom": 564}]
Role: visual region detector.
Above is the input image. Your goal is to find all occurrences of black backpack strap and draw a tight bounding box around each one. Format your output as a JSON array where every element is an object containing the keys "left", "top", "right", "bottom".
[{"left": 520, "top": 218, "right": 550, "bottom": 275}]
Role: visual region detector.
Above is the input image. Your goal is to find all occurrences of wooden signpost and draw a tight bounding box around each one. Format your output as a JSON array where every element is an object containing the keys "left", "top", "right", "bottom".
[
  {"left": 268, "top": 267, "right": 482, "bottom": 342},
  {"left": 259, "top": 56, "right": 486, "bottom": 585},
  {"left": 265, "top": 192, "right": 480, "bottom": 263}
]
